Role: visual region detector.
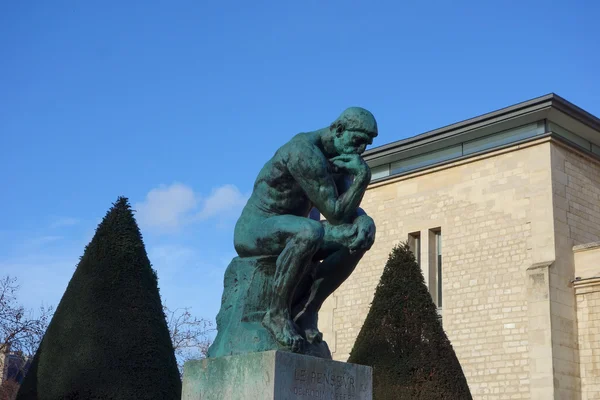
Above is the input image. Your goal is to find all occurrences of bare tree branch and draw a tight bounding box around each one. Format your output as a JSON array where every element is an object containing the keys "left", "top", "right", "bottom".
[
  {"left": 1, "top": 275, "right": 214, "bottom": 384},
  {"left": 0, "top": 276, "right": 53, "bottom": 357},
  {"left": 163, "top": 305, "right": 214, "bottom": 376},
  {"left": 0, "top": 276, "right": 53, "bottom": 394}
]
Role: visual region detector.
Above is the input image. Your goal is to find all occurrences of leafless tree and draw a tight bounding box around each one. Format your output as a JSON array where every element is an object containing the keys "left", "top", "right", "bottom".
[
  {"left": 163, "top": 306, "right": 214, "bottom": 376},
  {"left": 0, "top": 276, "right": 53, "bottom": 357},
  {"left": 1, "top": 275, "right": 213, "bottom": 382},
  {"left": 0, "top": 276, "right": 52, "bottom": 395}
]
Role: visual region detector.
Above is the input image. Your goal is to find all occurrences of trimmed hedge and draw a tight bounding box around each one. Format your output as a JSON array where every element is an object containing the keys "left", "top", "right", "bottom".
[
  {"left": 17, "top": 197, "right": 181, "bottom": 400},
  {"left": 348, "top": 242, "right": 472, "bottom": 400}
]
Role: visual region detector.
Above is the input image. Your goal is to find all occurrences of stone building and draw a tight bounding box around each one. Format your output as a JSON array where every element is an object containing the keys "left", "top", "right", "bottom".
[
  {"left": 0, "top": 351, "right": 29, "bottom": 385},
  {"left": 319, "top": 94, "right": 600, "bottom": 399}
]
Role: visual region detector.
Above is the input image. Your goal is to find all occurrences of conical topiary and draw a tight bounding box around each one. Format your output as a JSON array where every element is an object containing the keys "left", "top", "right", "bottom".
[
  {"left": 348, "top": 242, "right": 472, "bottom": 400},
  {"left": 17, "top": 197, "right": 181, "bottom": 400}
]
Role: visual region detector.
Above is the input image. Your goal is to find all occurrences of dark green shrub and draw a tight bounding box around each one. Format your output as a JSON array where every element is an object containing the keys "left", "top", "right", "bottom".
[
  {"left": 348, "top": 242, "right": 472, "bottom": 400},
  {"left": 17, "top": 197, "right": 181, "bottom": 399}
]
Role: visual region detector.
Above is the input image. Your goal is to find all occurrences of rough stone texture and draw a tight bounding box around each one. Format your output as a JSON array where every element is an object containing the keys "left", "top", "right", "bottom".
[
  {"left": 0, "top": 353, "right": 6, "bottom": 385},
  {"left": 207, "top": 256, "right": 279, "bottom": 357},
  {"left": 571, "top": 201, "right": 600, "bottom": 398},
  {"left": 575, "top": 276, "right": 600, "bottom": 400},
  {"left": 182, "top": 351, "right": 372, "bottom": 400},
  {"left": 526, "top": 261, "right": 555, "bottom": 399},
  {"left": 551, "top": 142, "right": 600, "bottom": 400},
  {"left": 573, "top": 242, "right": 600, "bottom": 252},
  {"left": 574, "top": 244, "right": 600, "bottom": 279},
  {"left": 208, "top": 256, "right": 331, "bottom": 359}
]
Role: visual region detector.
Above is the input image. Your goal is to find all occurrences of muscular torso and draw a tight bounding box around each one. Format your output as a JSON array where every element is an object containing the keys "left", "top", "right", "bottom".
[{"left": 241, "top": 133, "right": 347, "bottom": 220}]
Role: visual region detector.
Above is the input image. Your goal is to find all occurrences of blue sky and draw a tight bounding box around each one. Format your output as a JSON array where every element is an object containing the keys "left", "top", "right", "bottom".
[{"left": 1, "top": 1, "right": 599, "bottom": 326}]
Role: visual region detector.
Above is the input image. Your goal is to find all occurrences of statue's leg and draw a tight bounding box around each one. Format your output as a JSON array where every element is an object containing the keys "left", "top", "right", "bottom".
[
  {"left": 293, "top": 221, "right": 366, "bottom": 343},
  {"left": 234, "top": 214, "right": 324, "bottom": 352}
]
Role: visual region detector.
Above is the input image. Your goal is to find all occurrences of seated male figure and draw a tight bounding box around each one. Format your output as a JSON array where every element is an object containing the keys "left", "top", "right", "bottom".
[{"left": 234, "top": 107, "right": 377, "bottom": 352}]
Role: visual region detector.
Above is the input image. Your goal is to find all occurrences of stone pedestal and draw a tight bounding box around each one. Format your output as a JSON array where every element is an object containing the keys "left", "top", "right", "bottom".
[{"left": 182, "top": 350, "right": 372, "bottom": 400}]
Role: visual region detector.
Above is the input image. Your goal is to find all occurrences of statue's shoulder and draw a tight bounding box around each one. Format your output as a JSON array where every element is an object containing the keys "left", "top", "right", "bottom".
[
  {"left": 284, "top": 133, "right": 321, "bottom": 157},
  {"left": 274, "top": 133, "right": 326, "bottom": 174},
  {"left": 286, "top": 132, "right": 310, "bottom": 145}
]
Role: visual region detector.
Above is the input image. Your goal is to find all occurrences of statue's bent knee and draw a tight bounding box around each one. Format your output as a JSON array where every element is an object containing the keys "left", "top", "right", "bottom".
[{"left": 296, "top": 221, "right": 325, "bottom": 247}]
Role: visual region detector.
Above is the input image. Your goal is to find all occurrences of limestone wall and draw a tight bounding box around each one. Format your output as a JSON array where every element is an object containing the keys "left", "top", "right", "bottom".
[
  {"left": 320, "top": 140, "right": 556, "bottom": 399},
  {"left": 0, "top": 352, "right": 6, "bottom": 384},
  {"left": 575, "top": 244, "right": 600, "bottom": 279},
  {"left": 574, "top": 244, "right": 600, "bottom": 400},
  {"left": 552, "top": 143, "right": 600, "bottom": 400},
  {"left": 576, "top": 280, "right": 600, "bottom": 400}
]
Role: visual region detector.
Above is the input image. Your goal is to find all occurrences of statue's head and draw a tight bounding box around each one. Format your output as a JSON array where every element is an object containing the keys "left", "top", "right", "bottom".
[{"left": 329, "top": 107, "right": 378, "bottom": 155}]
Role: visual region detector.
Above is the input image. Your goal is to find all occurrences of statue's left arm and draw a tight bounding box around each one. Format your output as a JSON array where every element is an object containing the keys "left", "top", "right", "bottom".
[{"left": 333, "top": 174, "right": 370, "bottom": 220}]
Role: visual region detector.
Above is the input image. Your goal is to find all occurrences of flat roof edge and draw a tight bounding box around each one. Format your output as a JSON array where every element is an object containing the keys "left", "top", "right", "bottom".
[
  {"left": 550, "top": 94, "right": 600, "bottom": 132},
  {"left": 365, "top": 93, "right": 600, "bottom": 158}
]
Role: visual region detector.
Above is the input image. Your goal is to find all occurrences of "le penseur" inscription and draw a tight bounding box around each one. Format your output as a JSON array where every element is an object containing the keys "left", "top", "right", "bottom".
[{"left": 291, "top": 368, "right": 361, "bottom": 399}]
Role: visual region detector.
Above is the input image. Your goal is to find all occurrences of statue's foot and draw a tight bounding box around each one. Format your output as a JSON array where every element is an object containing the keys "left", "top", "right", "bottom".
[
  {"left": 294, "top": 309, "right": 323, "bottom": 344},
  {"left": 304, "top": 328, "right": 323, "bottom": 344},
  {"left": 263, "top": 311, "right": 305, "bottom": 353}
]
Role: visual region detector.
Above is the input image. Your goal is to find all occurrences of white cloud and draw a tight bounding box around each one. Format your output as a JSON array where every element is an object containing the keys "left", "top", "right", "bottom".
[
  {"left": 148, "top": 244, "right": 196, "bottom": 275},
  {"left": 135, "top": 183, "right": 248, "bottom": 233},
  {"left": 196, "top": 184, "right": 248, "bottom": 221},
  {"left": 134, "top": 183, "right": 198, "bottom": 232}
]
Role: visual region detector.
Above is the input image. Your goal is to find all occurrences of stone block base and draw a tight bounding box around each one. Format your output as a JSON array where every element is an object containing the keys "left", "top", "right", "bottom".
[{"left": 182, "top": 350, "right": 372, "bottom": 400}]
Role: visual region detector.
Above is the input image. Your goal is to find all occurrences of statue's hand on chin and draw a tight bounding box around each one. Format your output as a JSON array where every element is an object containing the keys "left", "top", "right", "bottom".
[{"left": 330, "top": 154, "right": 368, "bottom": 176}]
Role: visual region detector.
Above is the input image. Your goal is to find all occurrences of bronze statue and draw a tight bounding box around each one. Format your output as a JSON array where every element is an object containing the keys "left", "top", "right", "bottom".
[{"left": 208, "top": 107, "right": 377, "bottom": 359}]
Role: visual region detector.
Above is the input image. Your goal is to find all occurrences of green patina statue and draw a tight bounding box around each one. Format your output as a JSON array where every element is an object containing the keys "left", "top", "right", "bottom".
[{"left": 208, "top": 107, "right": 378, "bottom": 359}]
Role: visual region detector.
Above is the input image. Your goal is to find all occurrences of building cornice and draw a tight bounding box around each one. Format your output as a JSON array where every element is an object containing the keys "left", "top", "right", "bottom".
[
  {"left": 550, "top": 94, "right": 600, "bottom": 132},
  {"left": 573, "top": 242, "right": 600, "bottom": 253},
  {"left": 364, "top": 93, "right": 600, "bottom": 164},
  {"left": 573, "top": 277, "right": 600, "bottom": 293},
  {"left": 366, "top": 136, "right": 553, "bottom": 190}
]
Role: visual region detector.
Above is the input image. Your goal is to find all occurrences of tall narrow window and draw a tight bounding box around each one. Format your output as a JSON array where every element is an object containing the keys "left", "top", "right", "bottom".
[
  {"left": 428, "top": 228, "right": 442, "bottom": 310},
  {"left": 408, "top": 232, "right": 421, "bottom": 267},
  {"left": 436, "top": 231, "right": 442, "bottom": 309}
]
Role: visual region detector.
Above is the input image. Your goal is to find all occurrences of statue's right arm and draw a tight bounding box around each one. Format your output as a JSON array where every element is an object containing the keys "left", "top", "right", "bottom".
[{"left": 288, "top": 143, "right": 370, "bottom": 225}]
